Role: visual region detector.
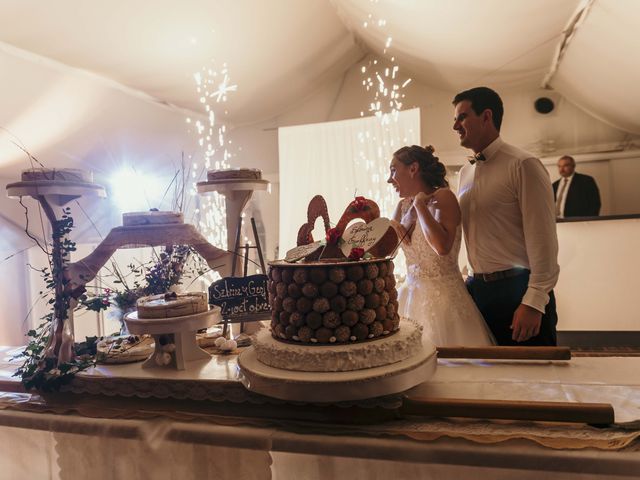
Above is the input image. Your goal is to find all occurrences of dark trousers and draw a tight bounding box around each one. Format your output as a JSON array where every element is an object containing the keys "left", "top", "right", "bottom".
[{"left": 466, "top": 271, "right": 558, "bottom": 346}]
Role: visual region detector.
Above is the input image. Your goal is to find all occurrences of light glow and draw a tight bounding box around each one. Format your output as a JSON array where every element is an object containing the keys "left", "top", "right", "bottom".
[{"left": 109, "top": 167, "right": 165, "bottom": 213}]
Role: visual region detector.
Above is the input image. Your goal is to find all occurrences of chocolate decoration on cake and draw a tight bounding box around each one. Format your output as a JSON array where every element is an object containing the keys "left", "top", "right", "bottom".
[{"left": 295, "top": 195, "right": 331, "bottom": 247}]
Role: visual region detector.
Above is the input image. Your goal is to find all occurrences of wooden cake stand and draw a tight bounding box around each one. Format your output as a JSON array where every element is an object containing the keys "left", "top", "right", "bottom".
[
  {"left": 6, "top": 179, "right": 107, "bottom": 363},
  {"left": 196, "top": 178, "right": 269, "bottom": 254},
  {"left": 237, "top": 340, "right": 437, "bottom": 403},
  {"left": 125, "top": 306, "right": 222, "bottom": 370},
  {"left": 6, "top": 179, "right": 107, "bottom": 206}
]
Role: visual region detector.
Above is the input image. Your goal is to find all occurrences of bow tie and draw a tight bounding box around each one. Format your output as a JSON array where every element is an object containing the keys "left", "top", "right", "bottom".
[{"left": 468, "top": 152, "right": 486, "bottom": 164}]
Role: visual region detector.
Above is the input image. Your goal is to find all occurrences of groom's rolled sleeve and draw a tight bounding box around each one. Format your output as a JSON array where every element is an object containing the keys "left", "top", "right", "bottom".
[{"left": 518, "top": 157, "right": 560, "bottom": 314}]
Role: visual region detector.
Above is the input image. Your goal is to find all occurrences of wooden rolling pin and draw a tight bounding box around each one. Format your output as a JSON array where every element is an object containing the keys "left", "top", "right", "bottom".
[
  {"left": 437, "top": 346, "right": 571, "bottom": 360},
  {"left": 402, "top": 396, "right": 615, "bottom": 425}
]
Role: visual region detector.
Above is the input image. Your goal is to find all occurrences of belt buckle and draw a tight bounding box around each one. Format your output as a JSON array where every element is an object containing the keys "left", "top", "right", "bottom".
[
  {"left": 483, "top": 271, "right": 498, "bottom": 282},
  {"left": 477, "top": 270, "right": 505, "bottom": 282},
  {"left": 480, "top": 268, "right": 528, "bottom": 282}
]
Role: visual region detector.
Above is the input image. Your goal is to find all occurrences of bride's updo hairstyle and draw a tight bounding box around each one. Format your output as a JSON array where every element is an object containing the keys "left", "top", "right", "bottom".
[{"left": 393, "top": 145, "right": 449, "bottom": 189}]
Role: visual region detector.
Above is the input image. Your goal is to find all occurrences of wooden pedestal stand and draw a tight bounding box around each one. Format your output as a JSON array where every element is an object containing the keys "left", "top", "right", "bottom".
[
  {"left": 6, "top": 180, "right": 106, "bottom": 364},
  {"left": 196, "top": 178, "right": 269, "bottom": 254}
]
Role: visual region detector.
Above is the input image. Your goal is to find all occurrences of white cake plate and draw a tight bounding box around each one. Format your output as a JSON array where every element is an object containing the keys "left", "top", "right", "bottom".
[
  {"left": 196, "top": 178, "right": 269, "bottom": 194},
  {"left": 237, "top": 341, "right": 437, "bottom": 403},
  {"left": 124, "top": 306, "right": 221, "bottom": 371},
  {"left": 6, "top": 180, "right": 106, "bottom": 206},
  {"left": 196, "top": 178, "right": 269, "bottom": 254}
]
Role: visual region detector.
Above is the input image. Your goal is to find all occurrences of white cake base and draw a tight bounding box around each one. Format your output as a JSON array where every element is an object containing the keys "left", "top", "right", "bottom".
[
  {"left": 237, "top": 340, "right": 437, "bottom": 403},
  {"left": 124, "top": 307, "right": 221, "bottom": 370},
  {"left": 253, "top": 320, "right": 423, "bottom": 372}
]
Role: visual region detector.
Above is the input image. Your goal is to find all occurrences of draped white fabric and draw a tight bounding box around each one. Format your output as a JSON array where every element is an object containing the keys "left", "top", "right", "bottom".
[
  {"left": 278, "top": 108, "right": 420, "bottom": 269},
  {"left": 546, "top": 0, "right": 640, "bottom": 134}
]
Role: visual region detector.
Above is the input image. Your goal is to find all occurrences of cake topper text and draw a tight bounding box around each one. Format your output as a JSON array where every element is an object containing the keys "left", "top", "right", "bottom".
[{"left": 340, "top": 217, "right": 391, "bottom": 257}]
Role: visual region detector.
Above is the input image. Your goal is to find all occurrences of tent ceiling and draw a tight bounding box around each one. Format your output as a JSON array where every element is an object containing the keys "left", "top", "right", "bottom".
[
  {"left": 0, "top": 0, "right": 363, "bottom": 125},
  {"left": 0, "top": 0, "right": 637, "bottom": 132},
  {"left": 334, "top": 0, "right": 582, "bottom": 90}
]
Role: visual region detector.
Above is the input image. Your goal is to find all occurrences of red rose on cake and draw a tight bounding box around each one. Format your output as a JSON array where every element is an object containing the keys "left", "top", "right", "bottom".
[
  {"left": 325, "top": 227, "right": 342, "bottom": 244},
  {"left": 351, "top": 196, "right": 368, "bottom": 211},
  {"left": 348, "top": 247, "right": 365, "bottom": 260}
]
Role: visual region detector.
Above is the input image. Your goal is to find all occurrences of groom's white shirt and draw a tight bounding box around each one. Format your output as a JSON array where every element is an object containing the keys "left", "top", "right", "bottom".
[{"left": 458, "top": 136, "right": 559, "bottom": 314}]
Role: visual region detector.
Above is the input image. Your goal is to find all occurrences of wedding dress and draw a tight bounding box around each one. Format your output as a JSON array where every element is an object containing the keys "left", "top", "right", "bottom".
[{"left": 397, "top": 204, "right": 494, "bottom": 347}]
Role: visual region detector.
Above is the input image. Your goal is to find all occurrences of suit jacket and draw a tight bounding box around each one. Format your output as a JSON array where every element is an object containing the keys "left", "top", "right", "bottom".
[{"left": 553, "top": 173, "right": 601, "bottom": 217}]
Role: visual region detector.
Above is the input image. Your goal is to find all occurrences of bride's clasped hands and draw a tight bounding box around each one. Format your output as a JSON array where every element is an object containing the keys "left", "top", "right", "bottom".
[{"left": 390, "top": 200, "right": 416, "bottom": 244}]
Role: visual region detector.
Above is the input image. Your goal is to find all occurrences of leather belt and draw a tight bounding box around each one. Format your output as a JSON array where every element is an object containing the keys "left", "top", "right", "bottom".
[{"left": 473, "top": 268, "right": 529, "bottom": 283}]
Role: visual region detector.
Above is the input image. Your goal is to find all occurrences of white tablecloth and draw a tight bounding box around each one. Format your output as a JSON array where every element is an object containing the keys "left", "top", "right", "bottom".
[
  {"left": 411, "top": 357, "right": 640, "bottom": 425},
  {"left": 1, "top": 351, "right": 640, "bottom": 478}
]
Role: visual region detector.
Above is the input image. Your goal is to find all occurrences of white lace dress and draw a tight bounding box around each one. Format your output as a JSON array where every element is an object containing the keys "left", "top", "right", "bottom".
[{"left": 397, "top": 203, "right": 495, "bottom": 347}]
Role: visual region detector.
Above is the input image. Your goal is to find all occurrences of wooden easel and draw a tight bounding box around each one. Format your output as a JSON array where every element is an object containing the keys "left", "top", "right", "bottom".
[
  {"left": 221, "top": 216, "right": 268, "bottom": 338},
  {"left": 231, "top": 217, "right": 267, "bottom": 278}
]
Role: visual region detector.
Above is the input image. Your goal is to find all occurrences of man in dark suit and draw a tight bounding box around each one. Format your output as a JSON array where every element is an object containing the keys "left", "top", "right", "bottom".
[{"left": 553, "top": 155, "right": 601, "bottom": 218}]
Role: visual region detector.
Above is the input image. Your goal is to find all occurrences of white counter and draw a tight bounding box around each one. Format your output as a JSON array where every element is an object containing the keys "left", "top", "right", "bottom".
[{"left": 556, "top": 216, "right": 640, "bottom": 331}]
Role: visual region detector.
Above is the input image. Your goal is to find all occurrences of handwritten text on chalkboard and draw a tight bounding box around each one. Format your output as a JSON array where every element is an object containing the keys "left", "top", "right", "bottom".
[{"left": 208, "top": 275, "right": 270, "bottom": 318}]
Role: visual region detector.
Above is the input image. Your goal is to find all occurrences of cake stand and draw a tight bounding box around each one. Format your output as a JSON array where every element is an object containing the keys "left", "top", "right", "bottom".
[
  {"left": 6, "top": 180, "right": 106, "bottom": 207},
  {"left": 6, "top": 179, "right": 106, "bottom": 364},
  {"left": 196, "top": 178, "right": 269, "bottom": 257},
  {"left": 237, "top": 340, "right": 437, "bottom": 403},
  {"left": 124, "top": 306, "right": 222, "bottom": 370}
]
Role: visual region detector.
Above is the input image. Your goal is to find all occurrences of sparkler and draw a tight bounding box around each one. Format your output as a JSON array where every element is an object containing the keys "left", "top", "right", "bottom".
[
  {"left": 186, "top": 61, "right": 237, "bottom": 276},
  {"left": 359, "top": 3, "right": 411, "bottom": 122},
  {"left": 355, "top": 1, "right": 415, "bottom": 276}
]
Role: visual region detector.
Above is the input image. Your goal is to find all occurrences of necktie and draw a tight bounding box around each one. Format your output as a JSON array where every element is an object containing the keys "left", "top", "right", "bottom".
[
  {"left": 468, "top": 152, "right": 486, "bottom": 165},
  {"left": 555, "top": 177, "right": 568, "bottom": 217}
]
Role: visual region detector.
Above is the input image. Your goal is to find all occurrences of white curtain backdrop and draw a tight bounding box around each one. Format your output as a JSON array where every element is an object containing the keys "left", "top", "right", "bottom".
[{"left": 278, "top": 108, "right": 420, "bottom": 274}]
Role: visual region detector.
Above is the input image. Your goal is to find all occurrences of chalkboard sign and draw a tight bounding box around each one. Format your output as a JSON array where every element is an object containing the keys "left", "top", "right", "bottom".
[{"left": 208, "top": 274, "right": 271, "bottom": 321}]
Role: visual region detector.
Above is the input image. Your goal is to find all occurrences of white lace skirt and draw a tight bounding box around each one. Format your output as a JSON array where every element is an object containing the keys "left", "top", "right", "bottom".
[{"left": 397, "top": 272, "right": 495, "bottom": 347}]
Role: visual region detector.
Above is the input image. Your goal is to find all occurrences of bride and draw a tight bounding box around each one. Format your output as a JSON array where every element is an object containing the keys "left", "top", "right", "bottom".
[{"left": 388, "top": 145, "right": 494, "bottom": 346}]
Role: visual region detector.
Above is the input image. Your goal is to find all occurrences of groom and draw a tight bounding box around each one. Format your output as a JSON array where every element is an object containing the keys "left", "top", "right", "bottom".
[{"left": 452, "top": 87, "right": 560, "bottom": 345}]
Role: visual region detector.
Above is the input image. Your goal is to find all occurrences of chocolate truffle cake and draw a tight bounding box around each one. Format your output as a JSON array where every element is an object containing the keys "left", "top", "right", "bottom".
[{"left": 267, "top": 259, "right": 400, "bottom": 345}]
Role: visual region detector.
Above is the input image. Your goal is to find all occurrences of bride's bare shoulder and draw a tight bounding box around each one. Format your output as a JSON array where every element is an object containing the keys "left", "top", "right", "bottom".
[
  {"left": 432, "top": 188, "right": 461, "bottom": 222},
  {"left": 434, "top": 187, "right": 457, "bottom": 200},
  {"left": 432, "top": 188, "right": 459, "bottom": 207}
]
